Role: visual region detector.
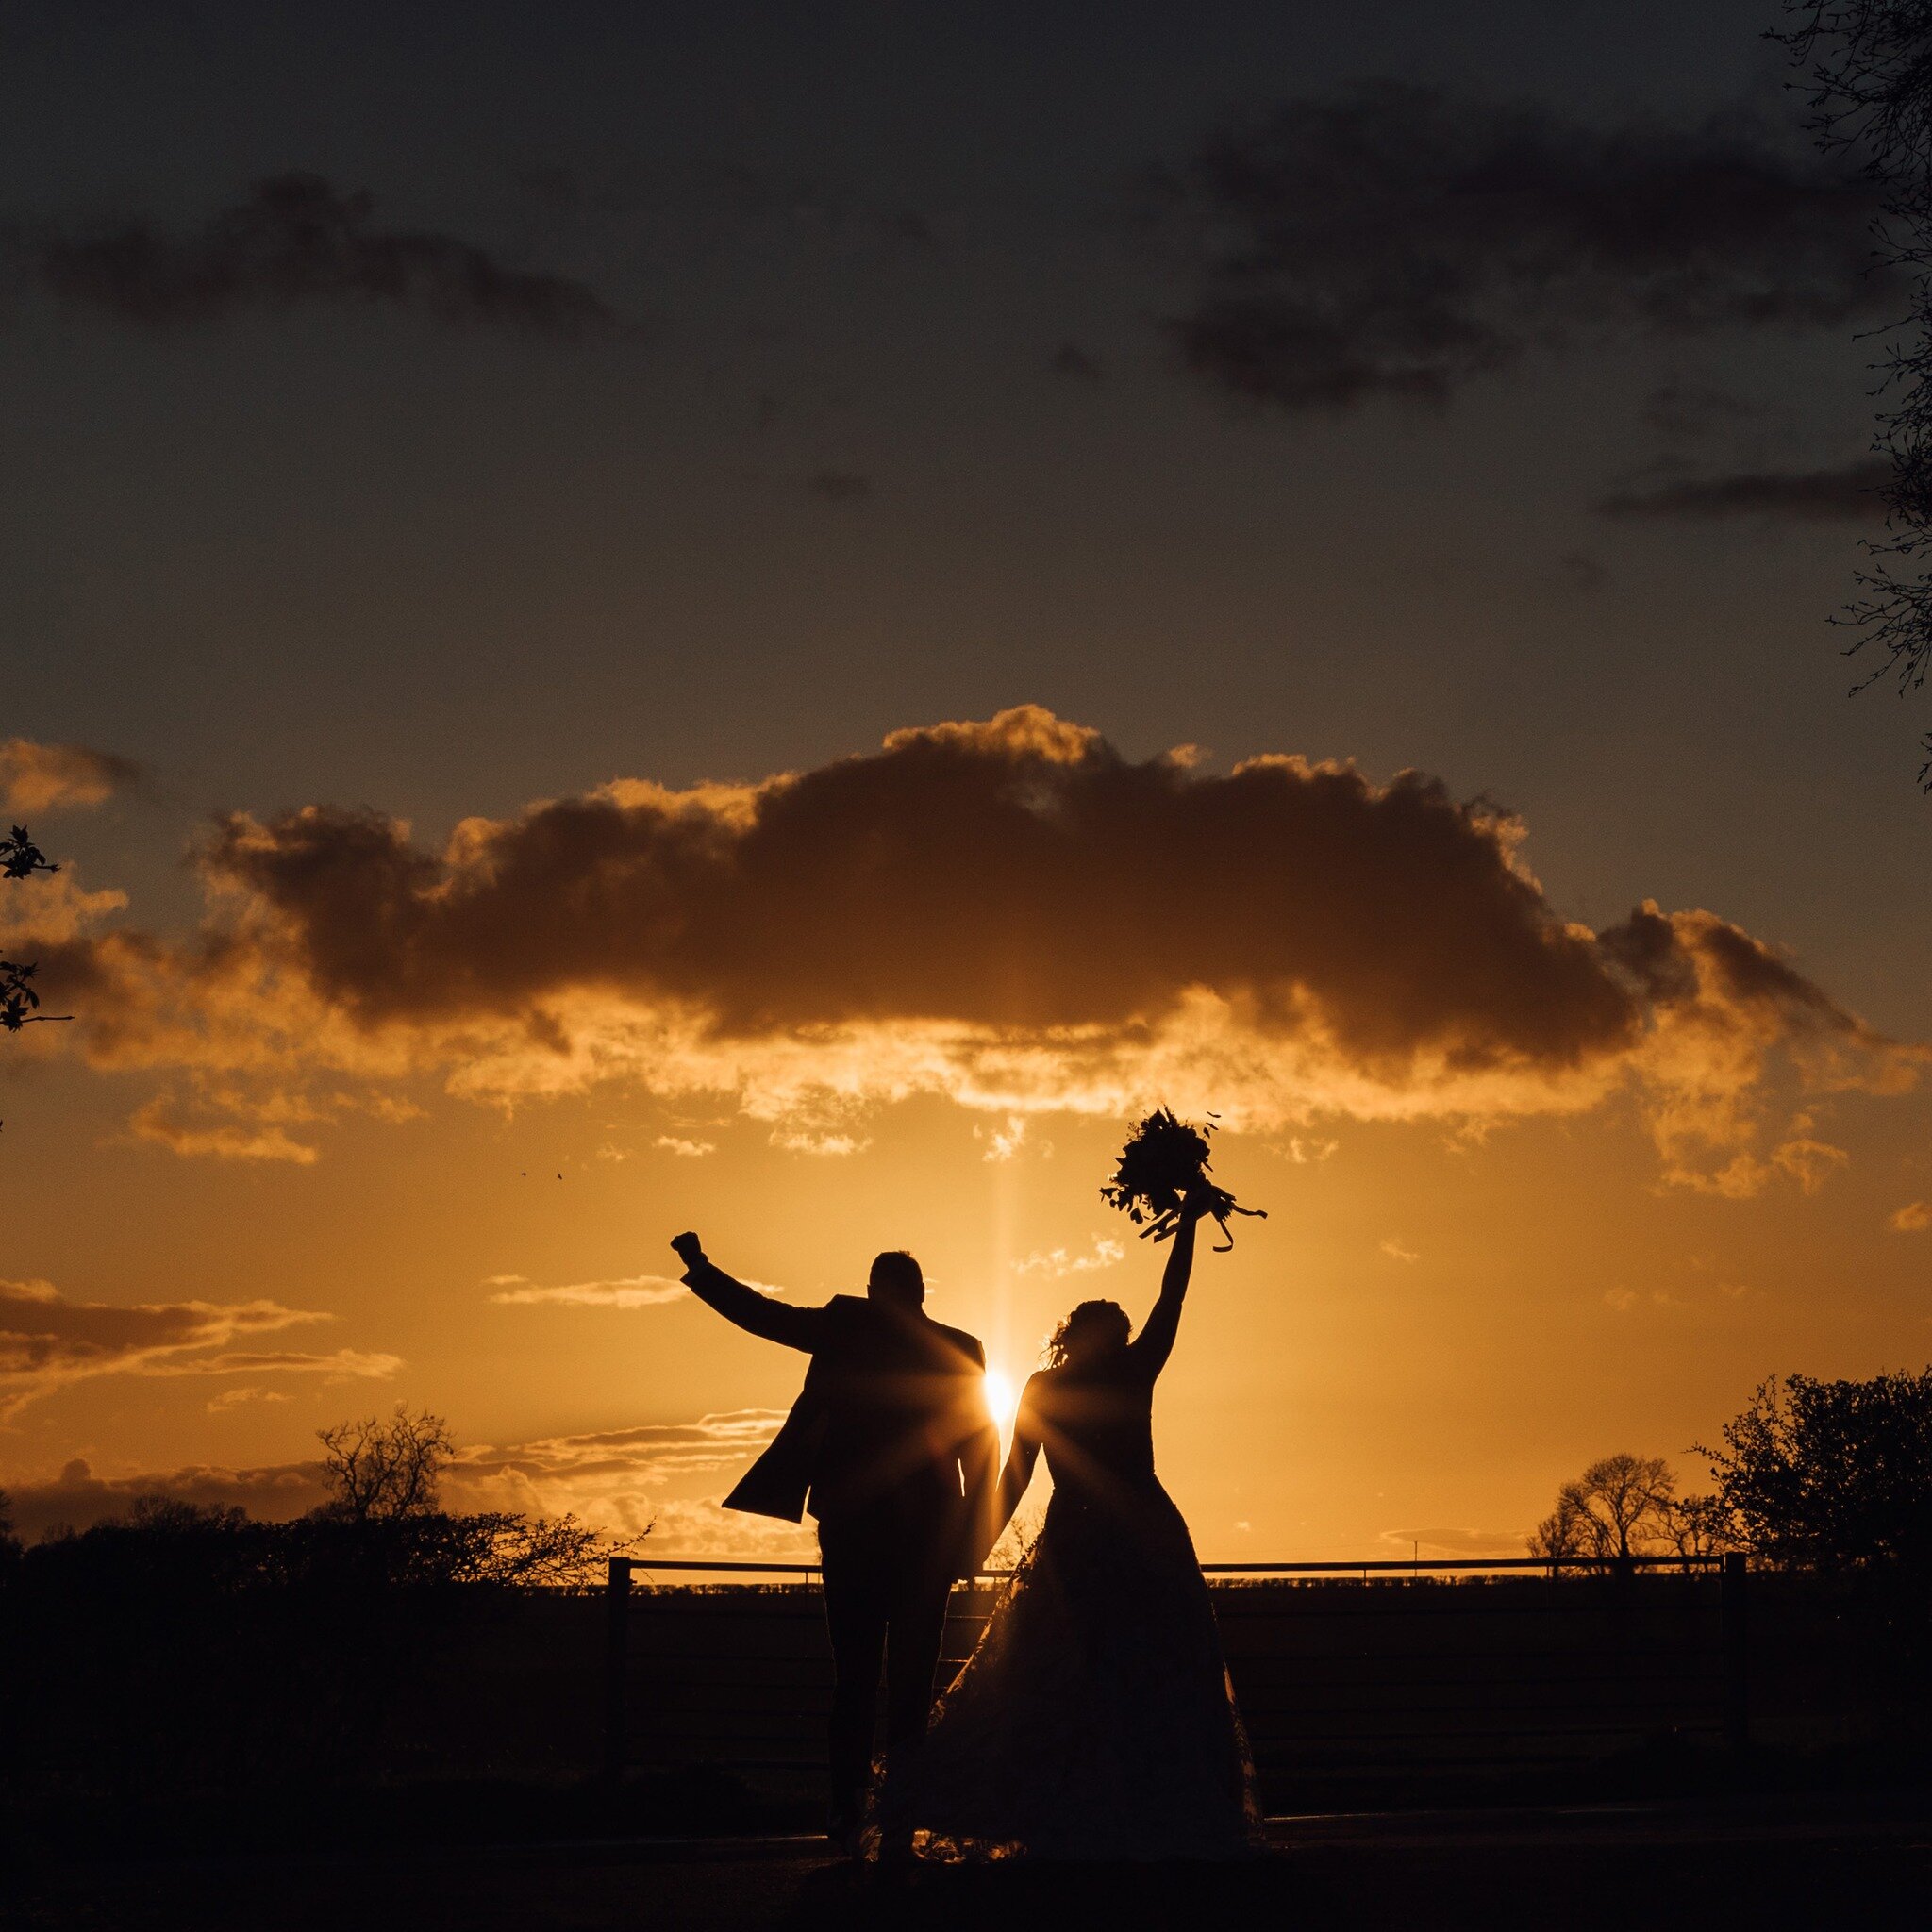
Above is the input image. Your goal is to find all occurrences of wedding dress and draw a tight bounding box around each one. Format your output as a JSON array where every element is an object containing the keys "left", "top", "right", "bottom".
[{"left": 875, "top": 1324, "right": 1265, "bottom": 1861}]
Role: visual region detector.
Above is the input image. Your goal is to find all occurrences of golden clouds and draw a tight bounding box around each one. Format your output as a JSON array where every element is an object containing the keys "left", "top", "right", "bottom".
[
  {"left": 0, "top": 869, "right": 126, "bottom": 948},
  {"left": 0, "top": 739, "right": 136, "bottom": 816},
  {"left": 0, "top": 1278, "right": 394, "bottom": 1414},
  {"left": 130, "top": 1096, "right": 321, "bottom": 1164},
  {"left": 485, "top": 1274, "right": 690, "bottom": 1307},
  {"left": 443, "top": 1411, "right": 791, "bottom": 1536},
  {"left": 14, "top": 708, "right": 1921, "bottom": 1185}
]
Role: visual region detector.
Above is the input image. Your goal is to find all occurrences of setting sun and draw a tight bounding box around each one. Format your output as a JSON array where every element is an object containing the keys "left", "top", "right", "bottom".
[{"left": 983, "top": 1366, "right": 1021, "bottom": 1439}]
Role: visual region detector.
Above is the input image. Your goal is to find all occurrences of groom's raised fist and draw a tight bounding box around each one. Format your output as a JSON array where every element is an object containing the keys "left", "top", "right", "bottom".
[{"left": 671, "top": 1230, "right": 706, "bottom": 1267}]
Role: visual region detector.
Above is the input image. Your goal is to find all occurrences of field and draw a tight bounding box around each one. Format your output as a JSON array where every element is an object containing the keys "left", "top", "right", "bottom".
[{"left": 349, "top": 1568, "right": 1901, "bottom": 1816}]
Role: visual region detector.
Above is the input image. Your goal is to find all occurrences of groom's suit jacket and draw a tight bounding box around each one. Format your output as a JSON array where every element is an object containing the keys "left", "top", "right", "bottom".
[{"left": 681, "top": 1259, "right": 1002, "bottom": 1575}]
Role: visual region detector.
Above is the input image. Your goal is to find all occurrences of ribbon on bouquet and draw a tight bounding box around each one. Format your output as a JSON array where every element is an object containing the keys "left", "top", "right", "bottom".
[{"left": 1100, "top": 1107, "right": 1266, "bottom": 1253}]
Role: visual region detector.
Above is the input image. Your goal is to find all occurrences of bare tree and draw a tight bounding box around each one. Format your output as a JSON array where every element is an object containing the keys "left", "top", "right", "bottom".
[
  {"left": 311, "top": 1405, "right": 654, "bottom": 1587},
  {"left": 1657, "top": 1491, "right": 1736, "bottom": 1566},
  {"left": 1526, "top": 1489, "right": 1591, "bottom": 1565},
  {"left": 316, "top": 1406, "right": 453, "bottom": 1523},
  {"left": 1779, "top": 3, "right": 1932, "bottom": 784},
  {"left": 1527, "top": 1454, "right": 1678, "bottom": 1566}
]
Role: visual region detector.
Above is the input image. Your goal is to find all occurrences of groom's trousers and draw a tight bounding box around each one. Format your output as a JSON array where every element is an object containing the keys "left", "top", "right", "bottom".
[{"left": 816, "top": 1509, "right": 956, "bottom": 1825}]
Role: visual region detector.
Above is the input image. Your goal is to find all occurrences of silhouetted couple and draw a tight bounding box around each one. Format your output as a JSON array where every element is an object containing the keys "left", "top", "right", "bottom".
[{"left": 671, "top": 1187, "right": 1261, "bottom": 1862}]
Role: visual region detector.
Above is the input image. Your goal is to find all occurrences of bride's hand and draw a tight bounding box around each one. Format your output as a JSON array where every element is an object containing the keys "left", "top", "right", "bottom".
[{"left": 1179, "top": 1182, "right": 1218, "bottom": 1224}]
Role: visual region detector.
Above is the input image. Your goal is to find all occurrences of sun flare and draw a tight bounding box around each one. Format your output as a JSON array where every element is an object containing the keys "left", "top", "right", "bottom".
[{"left": 983, "top": 1365, "right": 1021, "bottom": 1436}]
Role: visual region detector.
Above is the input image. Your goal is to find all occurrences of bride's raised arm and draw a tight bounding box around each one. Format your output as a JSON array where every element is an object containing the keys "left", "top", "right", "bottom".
[{"left": 1127, "top": 1184, "right": 1213, "bottom": 1377}]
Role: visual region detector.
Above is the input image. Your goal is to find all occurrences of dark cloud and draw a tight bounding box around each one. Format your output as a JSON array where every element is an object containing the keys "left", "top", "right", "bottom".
[
  {"left": 1158, "top": 84, "right": 1886, "bottom": 413},
  {"left": 1049, "top": 341, "right": 1104, "bottom": 380},
  {"left": 1594, "top": 458, "right": 1890, "bottom": 521},
  {"left": 17, "top": 174, "right": 616, "bottom": 334},
  {"left": 198, "top": 708, "right": 1634, "bottom": 1066},
  {"left": 1641, "top": 379, "right": 1763, "bottom": 441},
  {"left": 193, "top": 710, "right": 1887, "bottom": 1091},
  {"left": 885, "top": 209, "right": 934, "bottom": 248},
  {"left": 1603, "top": 901, "right": 1849, "bottom": 1026},
  {"left": 805, "top": 469, "right": 872, "bottom": 503},
  {"left": 1548, "top": 551, "right": 1609, "bottom": 595}
]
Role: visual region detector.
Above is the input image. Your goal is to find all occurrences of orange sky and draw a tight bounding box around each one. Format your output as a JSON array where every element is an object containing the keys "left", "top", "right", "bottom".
[
  {"left": 6, "top": 2, "right": 1932, "bottom": 1562},
  {"left": 5, "top": 714, "right": 1929, "bottom": 1559}
]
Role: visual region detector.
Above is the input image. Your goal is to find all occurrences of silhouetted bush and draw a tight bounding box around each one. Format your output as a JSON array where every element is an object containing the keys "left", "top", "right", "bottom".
[
  {"left": 0, "top": 1459, "right": 620, "bottom": 1849},
  {"left": 1702, "top": 1369, "right": 1932, "bottom": 1725},
  {"left": 0, "top": 1488, "right": 20, "bottom": 1576},
  {"left": 1702, "top": 1371, "right": 1932, "bottom": 1577}
]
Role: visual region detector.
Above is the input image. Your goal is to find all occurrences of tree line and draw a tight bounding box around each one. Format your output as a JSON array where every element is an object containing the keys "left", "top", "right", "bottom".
[
  {"left": 0, "top": 1407, "right": 647, "bottom": 1855},
  {"left": 1527, "top": 1368, "right": 1932, "bottom": 1582},
  {"left": 0, "top": 1402, "right": 637, "bottom": 1584}
]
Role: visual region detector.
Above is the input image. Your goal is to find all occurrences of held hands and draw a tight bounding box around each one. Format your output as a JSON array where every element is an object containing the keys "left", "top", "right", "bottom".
[{"left": 670, "top": 1230, "right": 707, "bottom": 1268}]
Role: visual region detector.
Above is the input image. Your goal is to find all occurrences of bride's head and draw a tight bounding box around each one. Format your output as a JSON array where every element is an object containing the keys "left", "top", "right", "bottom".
[{"left": 1046, "top": 1298, "right": 1131, "bottom": 1367}]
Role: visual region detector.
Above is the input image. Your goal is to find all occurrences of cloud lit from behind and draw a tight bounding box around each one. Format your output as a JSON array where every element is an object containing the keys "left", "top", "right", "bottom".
[{"left": 10, "top": 707, "right": 1919, "bottom": 1191}]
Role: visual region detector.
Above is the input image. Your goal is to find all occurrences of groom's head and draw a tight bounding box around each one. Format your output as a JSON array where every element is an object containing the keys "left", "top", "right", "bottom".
[{"left": 867, "top": 1249, "right": 925, "bottom": 1309}]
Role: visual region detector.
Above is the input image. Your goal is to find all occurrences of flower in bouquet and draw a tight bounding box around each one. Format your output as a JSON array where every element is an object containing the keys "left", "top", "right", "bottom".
[{"left": 1099, "top": 1107, "right": 1265, "bottom": 1251}]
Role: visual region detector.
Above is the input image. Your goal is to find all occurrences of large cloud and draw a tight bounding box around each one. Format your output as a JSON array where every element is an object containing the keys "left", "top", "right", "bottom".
[
  {"left": 0, "top": 1277, "right": 395, "bottom": 1414},
  {"left": 13, "top": 174, "right": 616, "bottom": 335},
  {"left": 13, "top": 708, "right": 1918, "bottom": 1188},
  {"left": 1156, "top": 85, "right": 1885, "bottom": 413}
]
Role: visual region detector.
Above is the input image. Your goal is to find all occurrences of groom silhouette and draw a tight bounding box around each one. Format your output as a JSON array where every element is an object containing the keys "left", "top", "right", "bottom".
[{"left": 671, "top": 1231, "right": 1001, "bottom": 1847}]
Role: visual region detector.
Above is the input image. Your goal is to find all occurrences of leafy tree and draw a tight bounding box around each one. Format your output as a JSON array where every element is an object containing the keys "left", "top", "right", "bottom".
[
  {"left": 1699, "top": 1370, "right": 1932, "bottom": 1574},
  {"left": 0, "top": 824, "right": 72, "bottom": 1032},
  {"left": 0, "top": 825, "right": 55, "bottom": 884}
]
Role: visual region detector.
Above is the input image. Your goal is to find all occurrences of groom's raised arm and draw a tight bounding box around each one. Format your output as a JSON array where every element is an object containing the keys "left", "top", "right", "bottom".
[{"left": 672, "top": 1232, "right": 825, "bottom": 1353}]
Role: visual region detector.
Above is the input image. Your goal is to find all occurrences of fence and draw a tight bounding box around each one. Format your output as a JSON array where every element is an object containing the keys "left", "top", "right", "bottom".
[{"left": 602, "top": 1553, "right": 1747, "bottom": 1801}]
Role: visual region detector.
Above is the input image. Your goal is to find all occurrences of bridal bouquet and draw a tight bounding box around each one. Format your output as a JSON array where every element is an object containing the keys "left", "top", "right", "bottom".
[{"left": 1099, "top": 1108, "right": 1265, "bottom": 1252}]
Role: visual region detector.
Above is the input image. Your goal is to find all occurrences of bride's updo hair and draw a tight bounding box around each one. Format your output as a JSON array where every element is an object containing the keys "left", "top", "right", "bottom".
[{"left": 1046, "top": 1298, "right": 1131, "bottom": 1367}]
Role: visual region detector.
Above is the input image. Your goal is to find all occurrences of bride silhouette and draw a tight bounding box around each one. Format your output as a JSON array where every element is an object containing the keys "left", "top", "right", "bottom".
[{"left": 876, "top": 1183, "right": 1264, "bottom": 1860}]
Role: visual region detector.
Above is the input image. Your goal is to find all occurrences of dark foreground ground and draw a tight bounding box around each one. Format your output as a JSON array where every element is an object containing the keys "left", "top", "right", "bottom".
[{"left": 13, "top": 1794, "right": 1931, "bottom": 1932}]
